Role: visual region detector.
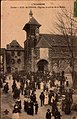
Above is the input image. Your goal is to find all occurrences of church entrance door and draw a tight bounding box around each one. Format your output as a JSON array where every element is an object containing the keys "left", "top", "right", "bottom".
[{"left": 37, "top": 59, "right": 48, "bottom": 72}]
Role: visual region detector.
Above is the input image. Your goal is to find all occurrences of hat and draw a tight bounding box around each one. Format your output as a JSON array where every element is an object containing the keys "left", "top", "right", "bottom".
[
  {"left": 47, "top": 109, "right": 50, "bottom": 112},
  {"left": 72, "top": 117, "right": 76, "bottom": 119}
]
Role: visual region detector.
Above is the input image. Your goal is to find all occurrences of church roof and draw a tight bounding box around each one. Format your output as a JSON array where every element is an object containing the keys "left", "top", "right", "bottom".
[
  {"left": 7, "top": 40, "right": 24, "bottom": 50},
  {"left": 39, "top": 34, "right": 77, "bottom": 47},
  {"left": 28, "top": 17, "right": 41, "bottom": 26},
  {"left": 36, "top": 36, "right": 51, "bottom": 48},
  {"left": 24, "top": 34, "right": 77, "bottom": 51}
]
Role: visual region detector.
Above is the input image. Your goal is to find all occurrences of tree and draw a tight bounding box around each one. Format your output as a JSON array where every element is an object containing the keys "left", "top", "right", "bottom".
[{"left": 53, "top": 9, "right": 77, "bottom": 87}]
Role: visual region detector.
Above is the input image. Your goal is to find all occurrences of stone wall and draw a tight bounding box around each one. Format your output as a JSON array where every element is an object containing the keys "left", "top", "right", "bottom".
[{"left": 6, "top": 50, "right": 24, "bottom": 73}]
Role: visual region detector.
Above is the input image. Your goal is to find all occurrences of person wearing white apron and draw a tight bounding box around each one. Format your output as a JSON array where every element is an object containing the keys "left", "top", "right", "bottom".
[
  {"left": 44, "top": 92, "right": 48, "bottom": 105},
  {"left": 40, "top": 82, "right": 44, "bottom": 90},
  {"left": 16, "top": 81, "right": 20, "bottom": 89}
]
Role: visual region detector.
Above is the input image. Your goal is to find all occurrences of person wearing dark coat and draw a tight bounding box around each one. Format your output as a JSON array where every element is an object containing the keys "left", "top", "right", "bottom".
[
  {"left": 24, "top": 97, "right": 28, "bottom": 112},
  {"left": 30, "top": 94, "right": 34, "bottom": 102},
  {"left": 64, "top": 97, "right": 71, "bottom": 115},
  {"left": 13, "top": 104, "right": 19, "bottom": 113},
  {"left": 16, "top": 98, "right": 22, "bottom": 113},
  {"left": 52, "top": 100, "right": 57, "bottom": 116},
  {"left": 24, "top": 88, "right": 27, "bottom": 96},
  {"left": 12, "top": 80, "right": 16, "bottom": 92},
  {"left": 48, "top": 90, "right": 53, "bottom": 105},
  {"left": 27, "top": 100, "right": 34, "bottom": 116},
  {"left": 66, "top": 81, "right": 69, "bottom": 87},
  {"left": 39, "top": 92, "right": 45, "bottom": 106},
  {"left": 30, "top": 101, "right": 34, "bottom": 115},
  {"left": 13, "top": 87, "right": 20, "bottom": 99},
  {"left": 46, "top": 109, "right": 51, "bottom": 119},
  {"left": 27, "top": 100, "right": 31, "bottom": 115},
  {"left": 33, "top": 94, "right": 36, "bottom": 103},
  {"left": 3, "top": 75, "right": 6, "bottom": 83},
  {"left": 34, "top": 101, "right": 39, "bottom": 114},
  {"left": 54, "top": 108, "right": 61, "bottom": 119},
  {"left": 3, "top": 82, "right": 9, "bottom": 93},
  {"left": 55, "top": 93, "right": 58, "bottom": 102}
]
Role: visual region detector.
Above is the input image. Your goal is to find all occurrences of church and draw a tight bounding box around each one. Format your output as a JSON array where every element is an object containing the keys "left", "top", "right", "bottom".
[
  {"left": 0, "top": 10, "right": 77, "bottom": 75},
  {"left": 23, "top": 10, "right": 77, "bottom": 74}
]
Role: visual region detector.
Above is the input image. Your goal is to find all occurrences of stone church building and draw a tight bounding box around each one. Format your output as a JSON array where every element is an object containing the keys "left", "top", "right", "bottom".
[
  {"left": 0, "top": 10, "right": 77, "bottom": 74},
  {"left": 23, "top": 10, "right": 77, "bottom": 74}
]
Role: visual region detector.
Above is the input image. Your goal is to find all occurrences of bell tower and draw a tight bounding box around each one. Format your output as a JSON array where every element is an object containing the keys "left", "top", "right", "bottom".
[
  {"left": 23, "top": 10, "right": 41, "bottom": 43},
  {"left": 23, "top": 10, "right": 41, "bottom": 72}
]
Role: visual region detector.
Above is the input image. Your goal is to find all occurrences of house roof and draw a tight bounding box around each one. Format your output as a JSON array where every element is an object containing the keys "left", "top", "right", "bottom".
[{"left": 7, "top": 40, "right": 24, "bottom": 50}]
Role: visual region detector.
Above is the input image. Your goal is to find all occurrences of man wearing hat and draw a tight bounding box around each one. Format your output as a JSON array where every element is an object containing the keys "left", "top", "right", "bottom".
[{"left": 46, "top": 109, "right": 51, "bottom": 119}]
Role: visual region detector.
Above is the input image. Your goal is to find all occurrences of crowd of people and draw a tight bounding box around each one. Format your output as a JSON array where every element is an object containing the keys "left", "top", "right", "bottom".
[{"left": 0, "top": 71, "right": 77, "bottom": 119}]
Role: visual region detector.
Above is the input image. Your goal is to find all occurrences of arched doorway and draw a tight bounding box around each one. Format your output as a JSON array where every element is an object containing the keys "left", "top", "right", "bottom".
[{"left": 37, "top": 59, "right": 48, "bottom": 72}]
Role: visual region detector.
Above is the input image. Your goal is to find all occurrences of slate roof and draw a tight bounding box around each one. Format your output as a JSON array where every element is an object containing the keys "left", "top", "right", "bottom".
[
  {"left": 28, "top": 17, "right": 41, "bottom": 26},
  {"left": 7, "top": 40, "right": 24, "bottom": 50},
  {"left": 24, "top": 34, "right": 77, "bottom": 49},
  {"left": 23, "top": 17, "right": 41, "bottom": 31},
  {"left": 36, "top": 36, "right": 51, "bottom": 48},
  {"left": 38, "top": 34, "right": 77, "bottom": 47}
]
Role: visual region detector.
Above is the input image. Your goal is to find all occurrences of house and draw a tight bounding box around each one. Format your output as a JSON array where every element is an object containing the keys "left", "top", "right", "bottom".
[{"left": 6, "top": 40, "right": 24, "bottom": 73}]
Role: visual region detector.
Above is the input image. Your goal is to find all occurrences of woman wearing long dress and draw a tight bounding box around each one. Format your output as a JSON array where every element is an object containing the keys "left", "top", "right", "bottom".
[
  {"left": 47, "top": 81, "right": 50, "bottom": 89},
  {"left": 44, "top": 93, "right": 48, "bottom": 105}
]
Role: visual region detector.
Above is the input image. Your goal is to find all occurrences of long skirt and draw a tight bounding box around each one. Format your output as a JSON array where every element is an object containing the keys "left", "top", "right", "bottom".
[{"left": 44, "top": 96, "right": 48, "bottom": 105}]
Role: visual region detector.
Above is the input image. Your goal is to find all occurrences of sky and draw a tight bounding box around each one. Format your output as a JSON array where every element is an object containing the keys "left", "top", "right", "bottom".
[{"left": 1, "top": 0, "right": 74, "bottom": 48}]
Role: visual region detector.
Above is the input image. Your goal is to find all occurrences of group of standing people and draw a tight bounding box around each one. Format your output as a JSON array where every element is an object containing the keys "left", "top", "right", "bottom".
[
  {"left": 24, "top": 96, "right": 39, "bottom": 115},
  {"left": 46, "top": 108, "right": 61, "bottom": 119},
  {"left": 0, "top": 72, "right": 75, "bottom": 119}
]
